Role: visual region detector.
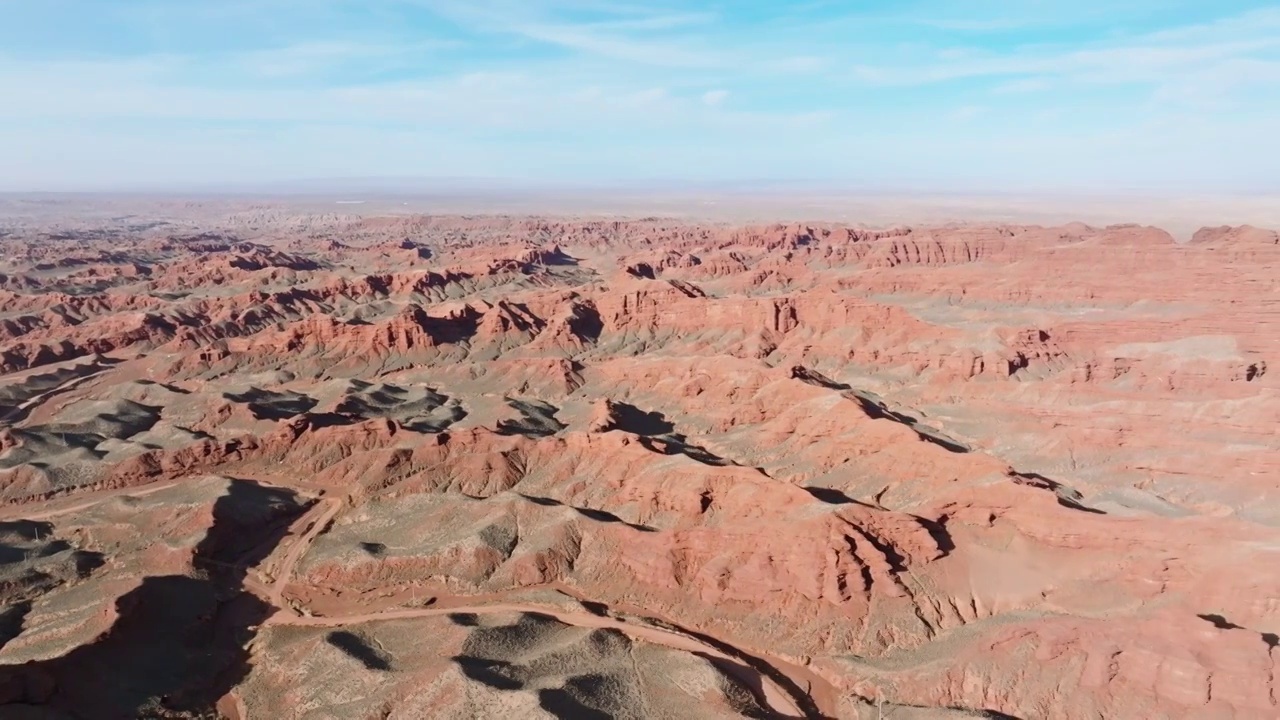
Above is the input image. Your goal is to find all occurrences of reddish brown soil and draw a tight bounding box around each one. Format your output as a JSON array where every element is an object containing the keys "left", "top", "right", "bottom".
[{"left": 0, "top": 210, "right": 1276, "bottom": 719}]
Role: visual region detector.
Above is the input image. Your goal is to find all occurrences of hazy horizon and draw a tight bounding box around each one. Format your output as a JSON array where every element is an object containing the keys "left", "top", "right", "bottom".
[
  {"left": 14, "top": 176, "right": 1280, "bottom": 197},
  {"left": 3, "top": 1, "right": 1279, "bottom": 193},
  {"left": 5, "top": 185, "right": 1280, "bottom": 240}
]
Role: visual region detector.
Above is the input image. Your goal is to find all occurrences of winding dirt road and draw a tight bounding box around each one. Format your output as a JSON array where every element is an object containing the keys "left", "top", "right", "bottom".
[
  {"left": 265, "top": 495, "right": 341, "bottom": 607},
  {"left": 264, "top": 602, "right": 810, "bottom": 718},
  {"left": 252, "top": 490, "right": 836, "bottom": 718},
  {"left": 11, "top": 476, "right": 837, "bottom": 718}
]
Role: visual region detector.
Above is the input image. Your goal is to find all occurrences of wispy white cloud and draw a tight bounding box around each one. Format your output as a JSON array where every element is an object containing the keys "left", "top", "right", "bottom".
[
  {"left": 701, "top": 89, "right": 729, "bottom": 106},
  {"left": 764, "top": 55, "right": 829, "bottom": 74},
  {"left": 948, "top": 105, "right": 985, "bottom": 121},
  {"left": 231, "top": 39, "right": 464, "bottom": 78},
  {"left": 417, "top": 0, "right": 726, "bottom": 68},
  {"left": 992, "top": 77, "right": 1051, "bottom": 94},
  {"left": 410, "top": 0, "right": 839, "bottom": 74},
  {"left": 852, "top": 39, "right": 1280, "bottom": 88},
  {"left": 501, "top": 20, "right": 723, "bottom": 67},
  {"left": 0, "top": 0, "right": 1278, "bottom": 190},
  {"left": 0, "top": 51, "right": 819, "bottom": 134},
  {"left": 850, "top": 6, "right": 1280, "bottom": 94}
]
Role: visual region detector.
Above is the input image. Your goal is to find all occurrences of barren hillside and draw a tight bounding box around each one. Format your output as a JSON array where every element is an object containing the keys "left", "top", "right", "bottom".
[{"left": 0, "top": 209, "right": 1276, "bottom": 719}]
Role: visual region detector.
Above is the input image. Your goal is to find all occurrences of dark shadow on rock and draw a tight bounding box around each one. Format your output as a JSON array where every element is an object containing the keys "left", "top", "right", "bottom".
[
  {"left": 580, "top": 601, "right": 608, "bottom": 617},
  {"left": 451, "top": 612, "right": 632, "bottom": 718},
  {"left": 1055, "top": 498, "right": 1104, "bottom": 515},
  {"left": 576, "top": 507, "right": 656, "bottom": 533},
  {"left": 857, "top": 531, "right": 909, "bottom": 574},
  {"left": 803, "top": 487, "right": 872, "bottom": 506},
  {"left": 1010, "top": 472, "right": 1105, "bottom": 515},
  {"left": 335, "top": 384, "right": 463, "bottom": 434},
  {"left": 522, "top": 612, "right": 559, "bottom": 623},
  {"left": 175, "top": 426, "right": 217, "bottom": 442},
  {"left": 666, "top": 279, "right": 705, "bottom": 298},
  {"left": 0, "top": 524, "right": 108, "bottom": 644},
  {"left": 134, "top": 380, "right": 192, "bottom": 395},
  {"left": 401, "top": 413, "right": 466, "bottom": 433},
  {"left": 538, "top": 678, "right": 613, "bottom": 720},
  {"left": 693, "top": 652, "right": 792, "bottom": 720},
  {"left": 0, "top": 521, "right": 56, "bottom": 565},
  {"left": 517, "top": 494, "right": 657, "bottom": 533},
  {"left": 421, "top": 309, "right": 480, "bottom": 345},
  {"left": 0, "top": 479, "right": 306, "bottom": 717},
  {"left": 1198, "top": 614, "right": 1279, "bottom": 648},
  {"left": 789, "top": 366, "right": 850, "bottom": 391},
  {"left": 0, "top": 601, "right": 32, "bottom": 652},
  {"left": 644, "top": 618, "right": 825, "bottom": 719},
  {"left": 326, "top": 631, "right": 392, "bottom": 671},
  {"left": 448, "top": 612, "right": 479, "bottom": 627},
  {"left": 0, "top": 521, "right": 55, "bottom": 540},
  {"left": 496, "top": 399, "right": 566, "bottom": 438},
  {"left": 805, "top": 487, "right": 955, "bottom": 567},
  {"left": 359, "top": 542, "right": 387, "bottom": 556},
  {"left": 849, "top": 391, "right": 971, "bottom": 454},
  {"left": 71, "top": 551, "right": 105, "bottom": 578},
  {"left": 576, "top": 507, "right": 627, "bottom": 525},
  {"left": 223, "top": 388, "right": 318, "bottom": 420},
  {"left": 297, "top": 411, "right": 363, "bottom": 430},
  {"left": 625, "top": 262, "right": 657, "bottom": 279},
  {"left": 1199, "top": 613, "right": 1244, "bottom": 630},
  {"left": 538, "top": 247, "right": 579, "bottom": 267},
  {"left": 638, "top": 435, "right": 730, "bottom": 467},
  {"left": 914, "top": 515, "right": 956, "bottom": 557},
  {"left": 521, "top": 494, "right": 562, "bottom": 508},
  {"left": 607, "top": 402, "right": 675, "bottom": 436},
  {"left": 452, "top": 656, "right": 525, "bottom": 690},
  {"left": 395, "top": 240, "right": 432, "bottom": 260},
  {"left": 567, "top": 302, "right": 603, "bottom": 343},
  {"left": 790, "top": 367, "right": 972, "bottom": 454}
]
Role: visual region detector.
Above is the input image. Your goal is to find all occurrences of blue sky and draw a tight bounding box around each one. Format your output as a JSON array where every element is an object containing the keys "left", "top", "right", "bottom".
[{"left": 1, "top": 0, "right": 1278, "bottom": 191}]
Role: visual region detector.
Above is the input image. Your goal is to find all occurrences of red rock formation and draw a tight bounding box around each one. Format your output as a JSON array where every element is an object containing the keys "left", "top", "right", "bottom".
[{"left": 0, "top": 213, "right": 1276, "bottom": 720}]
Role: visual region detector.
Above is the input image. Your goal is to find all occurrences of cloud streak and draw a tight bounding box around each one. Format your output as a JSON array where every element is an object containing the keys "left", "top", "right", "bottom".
[
  {"left": 0, "top": 0, "right": 1277, "bottom": 190},
  {"left": 849, "top": 9, "right": 1280, "bottom": 89}
]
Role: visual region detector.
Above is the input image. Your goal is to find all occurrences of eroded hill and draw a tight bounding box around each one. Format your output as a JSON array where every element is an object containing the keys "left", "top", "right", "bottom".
[{"left": 0, "top": 212, "right": 1277, "bottom": 719}]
